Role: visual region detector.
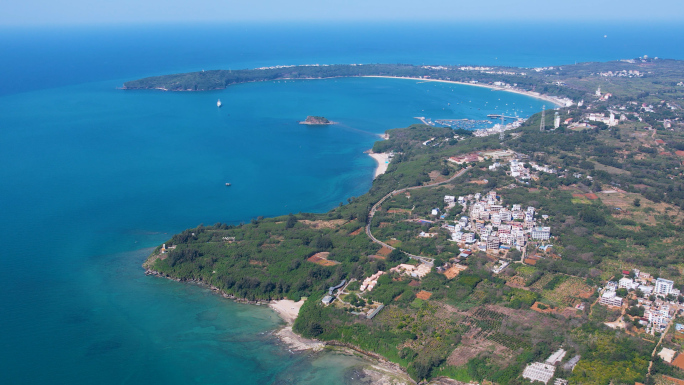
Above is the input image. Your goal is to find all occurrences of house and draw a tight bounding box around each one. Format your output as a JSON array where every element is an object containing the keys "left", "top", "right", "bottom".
[
  {"left": 619, "top": 277, "right": 638, "bottom": 290},
  {"left": 360, "top": 271, "right": 384, "bottom": 292}
]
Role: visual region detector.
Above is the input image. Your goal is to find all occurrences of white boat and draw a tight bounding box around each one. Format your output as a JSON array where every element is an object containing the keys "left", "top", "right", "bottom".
[{"left": 217, "top": 99, "right": 222, "bottom": 108}]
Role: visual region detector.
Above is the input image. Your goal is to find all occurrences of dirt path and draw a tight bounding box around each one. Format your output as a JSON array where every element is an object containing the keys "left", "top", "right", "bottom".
[{"left": 365, "top": 166, "right": 471, "bottom": 265}]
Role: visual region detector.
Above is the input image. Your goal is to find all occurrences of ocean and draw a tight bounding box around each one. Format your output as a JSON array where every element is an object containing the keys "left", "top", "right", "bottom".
[{"left": 1, "top": 22, "right": 682, "bottom": 384}]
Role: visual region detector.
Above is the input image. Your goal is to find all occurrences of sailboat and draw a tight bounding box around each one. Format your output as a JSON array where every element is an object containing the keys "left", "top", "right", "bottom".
[{"left": 217, "top": 99, "right": 222, "bottom": 108}]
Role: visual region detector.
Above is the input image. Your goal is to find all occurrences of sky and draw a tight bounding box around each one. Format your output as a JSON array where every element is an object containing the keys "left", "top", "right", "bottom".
[{"left": 1, "top": 0, "right": 684, "bottom": 26}]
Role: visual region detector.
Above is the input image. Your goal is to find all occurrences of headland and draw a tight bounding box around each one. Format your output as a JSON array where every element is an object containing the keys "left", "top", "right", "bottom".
[{"left": 139, "top": 57, "right": 684, "bottom": 384}]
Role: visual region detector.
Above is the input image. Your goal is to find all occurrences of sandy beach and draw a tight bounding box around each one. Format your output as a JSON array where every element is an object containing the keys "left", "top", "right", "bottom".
[
  {"left": 363, "top": 75, "right": 566, "bottom": 107},
  {"left": 269, "top": 298, "right": 325, "bottom": 351},
  {"left": 269, "top": 298, "right": 305, "bottom": 324},
  {"left": 369, "top": 152, "right": 390, "bottom": 178}
]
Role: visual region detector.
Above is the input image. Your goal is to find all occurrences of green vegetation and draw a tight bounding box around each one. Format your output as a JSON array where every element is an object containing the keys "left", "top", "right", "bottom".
[
  {"left": 123, "top": 59, "right": 684, "bottom": 115},
  {"left": 143, "top": 59, "right": 684, "bottom": 383}
]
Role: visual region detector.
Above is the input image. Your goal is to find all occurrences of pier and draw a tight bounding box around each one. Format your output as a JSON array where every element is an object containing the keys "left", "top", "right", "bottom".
[{"left": 487, "top": 114, "right": 518, "bottom": 119}]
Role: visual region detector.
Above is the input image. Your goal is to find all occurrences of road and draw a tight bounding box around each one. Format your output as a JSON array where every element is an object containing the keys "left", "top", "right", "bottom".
[{"left": 365, "top": 166, "right": 471, "bottom": 265}]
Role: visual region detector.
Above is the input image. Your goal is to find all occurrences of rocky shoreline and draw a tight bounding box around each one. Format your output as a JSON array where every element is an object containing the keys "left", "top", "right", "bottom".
[{"left": 143, "top": 265, "right": 464, "bottom": 385}]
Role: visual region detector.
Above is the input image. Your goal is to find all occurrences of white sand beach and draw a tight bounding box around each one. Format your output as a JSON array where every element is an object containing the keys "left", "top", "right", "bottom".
[
  {"left": 369, "top": 152, "right": 390, "bottom": 178},
  {"left": 363, "top": 75, "right": 566, "bottom": 107},
  {"left": 269, "top": 298, "right": 305, "bottom": 325}
]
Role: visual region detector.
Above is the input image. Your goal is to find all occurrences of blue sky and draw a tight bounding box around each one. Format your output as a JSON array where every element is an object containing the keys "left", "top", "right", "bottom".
[{"left": 2, "top": 0, "right": 683, "bottom": 26}]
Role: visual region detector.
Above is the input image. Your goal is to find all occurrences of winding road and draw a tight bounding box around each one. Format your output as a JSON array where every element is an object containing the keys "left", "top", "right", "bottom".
[{"left": 365, "top": 166, "right": 471, "bottom": 265}]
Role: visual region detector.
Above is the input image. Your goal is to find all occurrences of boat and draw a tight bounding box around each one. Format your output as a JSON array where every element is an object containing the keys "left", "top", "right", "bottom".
[
  {"left": 217, "top": 99, "right": 222, "bottom": 108},
  {"left": 225, "top": 183, "right": 231, "bottom": 186}
]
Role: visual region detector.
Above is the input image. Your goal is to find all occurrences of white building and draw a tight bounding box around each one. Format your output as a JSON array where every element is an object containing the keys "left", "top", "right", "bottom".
[
  {"left": 655, "top": 278, "right": 674, "bottom": 296},
  {"left": 638, "top": 284, "right": 653, "bottom": 296},
  {"left": 491, "top": 212, "right": 501, "bottom": 225},
  {"left": 546, "top": 349, "right": 567, "bottom": 365},
  {"left": 522, "top": 362, "right": 556, "bottom": 384},
  {"left": 618, "top": 277, "right": 638, "bottom": 290},
  {"left": 599, "top": 291, "right": 623, "bottom": 307},
  {"left": 531, "top": 227, "right": 551, "bottom": 240}
]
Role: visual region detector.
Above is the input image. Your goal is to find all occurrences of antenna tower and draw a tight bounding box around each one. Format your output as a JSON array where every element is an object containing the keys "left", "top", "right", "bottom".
[
  {"left": 540, "top": 105, "right": 546, "bottom": 131},
  {"left": 499, "top": 114, "right": 505, "bottom": 141}
]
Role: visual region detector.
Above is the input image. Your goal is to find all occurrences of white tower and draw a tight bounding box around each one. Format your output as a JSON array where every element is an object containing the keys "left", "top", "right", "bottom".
[
  {"left": 596, "top": 86, "right": 601, "bottom": 97},
  {"left": 540, "top": 106, "right": 546, "bottom": 131},
  {"left": 554, "top": 112, "right": 560, "bottom": 129},
  {"left": 609, "top": 112, "right": 617, "bottom": 127}
]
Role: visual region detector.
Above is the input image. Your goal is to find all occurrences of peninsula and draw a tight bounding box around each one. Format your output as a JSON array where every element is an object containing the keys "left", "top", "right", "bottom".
[{"left": 141, "top": 57, "right": 684, "bottom": 385}]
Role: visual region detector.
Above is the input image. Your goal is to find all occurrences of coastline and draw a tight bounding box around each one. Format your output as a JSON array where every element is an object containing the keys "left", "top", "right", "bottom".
[
  {"left": 362, "top": 75, "right": 566, "bottom": 107},
  {"left": 144, "top": 266, "right": 416, "bottom": 383},
  {"left": 369, "top": 151, "right": 390, "bottom": 179}
]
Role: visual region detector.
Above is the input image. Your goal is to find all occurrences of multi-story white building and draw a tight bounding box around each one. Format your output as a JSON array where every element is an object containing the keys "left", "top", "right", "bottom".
[
  {"left": 491, "top": 212, "right": 501, "bottom": 226},
  {"left": 498, "top": 233, "right": 513, "bottom": 245},
  {"left": 512, "top": 211, "right": 525, "bottom": 220},
  {"left": 530, "top": 227, "right": 551, "bottom": 240},
  {"left": 655, "top": 278, "right": 674, "bottom": 296},
  {"left": 515, "top": 234, "right": 527, "bottom": 248},
  {"left": 599, "top": 291, "right": 623, "bottom": 307}
]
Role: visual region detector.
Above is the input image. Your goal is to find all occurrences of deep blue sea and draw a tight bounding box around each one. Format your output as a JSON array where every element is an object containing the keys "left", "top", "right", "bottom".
[{"left": 1, "top": 22, "right": 682, "bottom": 384}]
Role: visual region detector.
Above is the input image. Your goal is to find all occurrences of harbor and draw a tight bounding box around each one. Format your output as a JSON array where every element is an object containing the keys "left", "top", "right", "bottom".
[{"left": 414, "top": 115, "right": 526, "bottom": 137}]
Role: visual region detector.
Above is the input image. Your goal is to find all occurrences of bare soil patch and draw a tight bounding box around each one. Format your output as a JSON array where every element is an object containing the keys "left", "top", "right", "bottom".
[
  {"left": 307, "top": 252, "right": 340, "bottom": 266},
  {"left": 378, "top": 247, "right": 393, "bottom": 256},
  {"left": 442, "top": 264, "right": 469, "bottom": 279},
  {"left": 300, "top": 219, "right": 347, "bottom": 229},
  {"left": 349, "top": 228, "right": 363, "bottom": 236}
]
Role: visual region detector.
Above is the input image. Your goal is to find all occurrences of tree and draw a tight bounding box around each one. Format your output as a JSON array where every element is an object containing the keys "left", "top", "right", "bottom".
[
  {"left": 285, "top": 214, "right": 297, "bottom": 229},
  {"left": 633, "top": 198, "right": 641, "bottom": 207}
]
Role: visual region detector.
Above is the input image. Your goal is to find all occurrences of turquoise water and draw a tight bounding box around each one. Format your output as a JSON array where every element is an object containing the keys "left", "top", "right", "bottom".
[
  {"left": 0, "top": 75, "right": 545, "bottom": 384},
  {"left": 1, "top": 22, "right": 682, "bottom": 384}
]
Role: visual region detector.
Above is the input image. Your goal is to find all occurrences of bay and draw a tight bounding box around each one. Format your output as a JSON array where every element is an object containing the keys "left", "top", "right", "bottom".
[{"left": 0, "top": 22, "right": 681, "bottom": 384}]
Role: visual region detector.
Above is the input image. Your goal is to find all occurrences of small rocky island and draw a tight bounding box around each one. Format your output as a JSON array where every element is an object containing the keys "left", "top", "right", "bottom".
[{"left": 299, "top": 116, "right": 336, "bottom": 125}]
